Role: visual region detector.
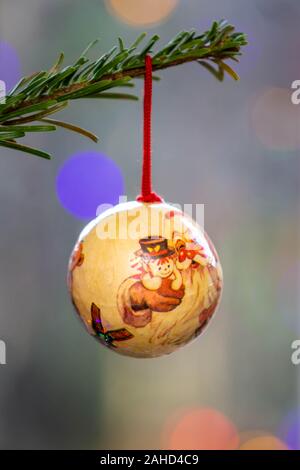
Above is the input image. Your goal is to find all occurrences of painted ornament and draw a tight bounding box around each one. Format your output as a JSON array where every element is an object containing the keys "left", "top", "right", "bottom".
[
  {"left": 67, "top": 55, "right": 223, "bottom": 358},
  {"left": 68, "top": 201, "right": 222, "bottom": 358}
]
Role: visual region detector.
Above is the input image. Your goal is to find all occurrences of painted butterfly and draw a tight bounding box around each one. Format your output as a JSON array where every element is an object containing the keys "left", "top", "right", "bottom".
[{"left": 91, "top": 303, "right": 134, "bottom": 348}]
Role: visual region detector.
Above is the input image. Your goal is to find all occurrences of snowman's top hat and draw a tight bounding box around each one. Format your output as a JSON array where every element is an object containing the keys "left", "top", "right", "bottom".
[{"left": 136, "top": 236, "right": 174, "bottom": 259}]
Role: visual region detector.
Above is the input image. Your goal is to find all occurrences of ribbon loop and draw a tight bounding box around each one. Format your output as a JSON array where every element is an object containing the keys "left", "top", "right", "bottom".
[{"left": 136, "top": 55, "right": 163, "bottom": 204}]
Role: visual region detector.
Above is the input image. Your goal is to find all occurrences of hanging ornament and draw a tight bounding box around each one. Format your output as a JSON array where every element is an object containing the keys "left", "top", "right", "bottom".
[{"left": 68, "top": 55, "right": 223, "bottom": 358}]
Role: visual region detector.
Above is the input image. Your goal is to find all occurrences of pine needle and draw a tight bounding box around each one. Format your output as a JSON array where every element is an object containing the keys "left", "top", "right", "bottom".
[{"left": 0, "top": 20, "right": 247, "bottom": 159}]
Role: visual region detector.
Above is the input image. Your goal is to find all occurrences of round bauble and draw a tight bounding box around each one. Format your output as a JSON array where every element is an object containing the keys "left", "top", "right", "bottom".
[{"left": 68, "top": 201, "right": 222, "bottom": 358}]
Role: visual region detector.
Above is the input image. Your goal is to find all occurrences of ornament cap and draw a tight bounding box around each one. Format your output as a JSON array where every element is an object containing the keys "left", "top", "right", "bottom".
[{"left": 136, "top": 191, "right": 163, "bottom": 203}]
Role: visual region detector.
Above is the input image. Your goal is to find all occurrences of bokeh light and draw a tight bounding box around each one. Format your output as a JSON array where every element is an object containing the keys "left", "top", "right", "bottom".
[
  {"left": 106, "top": 0, "right": 178, "bottom": 27},
  {"left": 239, "top": 434, "right": 288, "bottom": 450},
  {"left": 0, "top": 41, "right": 22, "bottom": 91},
  {"left": 284, "top": 420, "right": 300, "bottom": 450},
  {"left": 163, "top": 408, "right": 239, "bottom": 450},
  {"left": 251, "top": 87, "right": 300, "bottom": 151},
  {"left": 56, "top": 150, "right": 124, "bottom": 220},
  {"left": 276, "top": 260, "right": 299, "bottom": 330}
]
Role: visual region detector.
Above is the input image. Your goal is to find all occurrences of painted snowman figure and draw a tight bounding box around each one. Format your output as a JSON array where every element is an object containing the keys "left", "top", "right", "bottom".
[{"left": 138, "top": 237, "right": 183, "bottom": 291}]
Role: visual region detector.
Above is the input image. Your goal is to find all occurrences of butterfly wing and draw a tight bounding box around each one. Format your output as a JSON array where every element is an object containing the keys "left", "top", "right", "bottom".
[
  {"left": 109, "top": 328, "right": 134, "bottom": 342},
  {"left": 91, "top": 303, "right": 133, "bottom": 343},
  {"left": 91, "top": 302, "right": 105, "bottom": 335}
]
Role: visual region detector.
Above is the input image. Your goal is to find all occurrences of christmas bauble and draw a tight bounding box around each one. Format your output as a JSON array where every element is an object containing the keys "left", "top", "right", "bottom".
[{"left": 68, "top": 201, "right": 222, "bottom": 358}]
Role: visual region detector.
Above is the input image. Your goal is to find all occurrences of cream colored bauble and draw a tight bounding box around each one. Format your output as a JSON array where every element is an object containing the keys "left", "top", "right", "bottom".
[{"left": 68, "top": 201, "right": 223, "bottom": 358}]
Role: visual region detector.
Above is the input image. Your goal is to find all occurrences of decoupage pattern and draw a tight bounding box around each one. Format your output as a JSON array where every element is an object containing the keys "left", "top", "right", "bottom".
[{"left": 68, "top": 203, "right": 223, "bottom": 358}]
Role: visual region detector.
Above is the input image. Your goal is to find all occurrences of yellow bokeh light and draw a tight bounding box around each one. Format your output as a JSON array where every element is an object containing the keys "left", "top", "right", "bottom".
[
  {"left": 163, "top": 408, "right": 239, "bottom": 450},
  {"left": 251, "top": 87, "right": 300, "bottom": 151},
  {"left": 239, "top": 434, "right": 288, "bottom": 450},
  {"left": 106, "top": 0, "right": 178, "bottom": 27}
]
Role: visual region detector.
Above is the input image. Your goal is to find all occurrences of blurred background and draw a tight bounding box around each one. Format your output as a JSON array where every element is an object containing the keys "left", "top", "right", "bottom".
[{"left": 0, "top": 0, "right": 299, "bottom": 450}]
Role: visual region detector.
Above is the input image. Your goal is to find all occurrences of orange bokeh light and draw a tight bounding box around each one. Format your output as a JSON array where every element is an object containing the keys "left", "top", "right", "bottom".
[
  {"left": 163, "top": 408, "right": 239, "bottom": 450},
  {"left": 106, "top": 0, "right": 178, "bottom": 27},
  {"left": 239, "top": 434, "right": 288, "bottom": 450},
  {"left": 251, "top": 87, "right": 300, "bottom": 151}
]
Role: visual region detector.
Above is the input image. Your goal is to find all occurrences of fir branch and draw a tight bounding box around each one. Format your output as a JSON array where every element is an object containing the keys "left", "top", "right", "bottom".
[{"left": 0, "top": 20, "right": 247, "bottom": 159}]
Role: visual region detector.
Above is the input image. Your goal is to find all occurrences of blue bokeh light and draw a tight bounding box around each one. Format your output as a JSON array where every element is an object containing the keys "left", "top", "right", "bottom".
[{"left": 56, "top": 150, "right": 125, "bottom": 220}]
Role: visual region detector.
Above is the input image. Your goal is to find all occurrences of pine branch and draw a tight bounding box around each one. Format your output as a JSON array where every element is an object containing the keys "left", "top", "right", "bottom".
[{"left": 0, "top": 20, "right": 247, "bottom": 159}]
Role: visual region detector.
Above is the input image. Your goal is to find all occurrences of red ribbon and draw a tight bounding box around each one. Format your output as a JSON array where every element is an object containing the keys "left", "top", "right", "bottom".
[{"left": 136, "top": 55, "right": 163, "bottom": 204}]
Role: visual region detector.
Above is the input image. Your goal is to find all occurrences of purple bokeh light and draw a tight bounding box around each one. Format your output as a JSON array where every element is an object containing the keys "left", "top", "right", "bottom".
[
  {"left": 0, "top": 41, "right": 22, "bottom": 91},
  {"left": 56, "top": 151, "right": 125, "bottom": 220},
  {"left": 278, "top": 410, "right": 300, "bottom": 450}
]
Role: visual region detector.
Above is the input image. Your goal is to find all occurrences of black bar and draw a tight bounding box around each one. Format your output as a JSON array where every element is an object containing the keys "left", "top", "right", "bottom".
[{"left": 0, "top": 450, "right": 299, "bottom": 466}]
